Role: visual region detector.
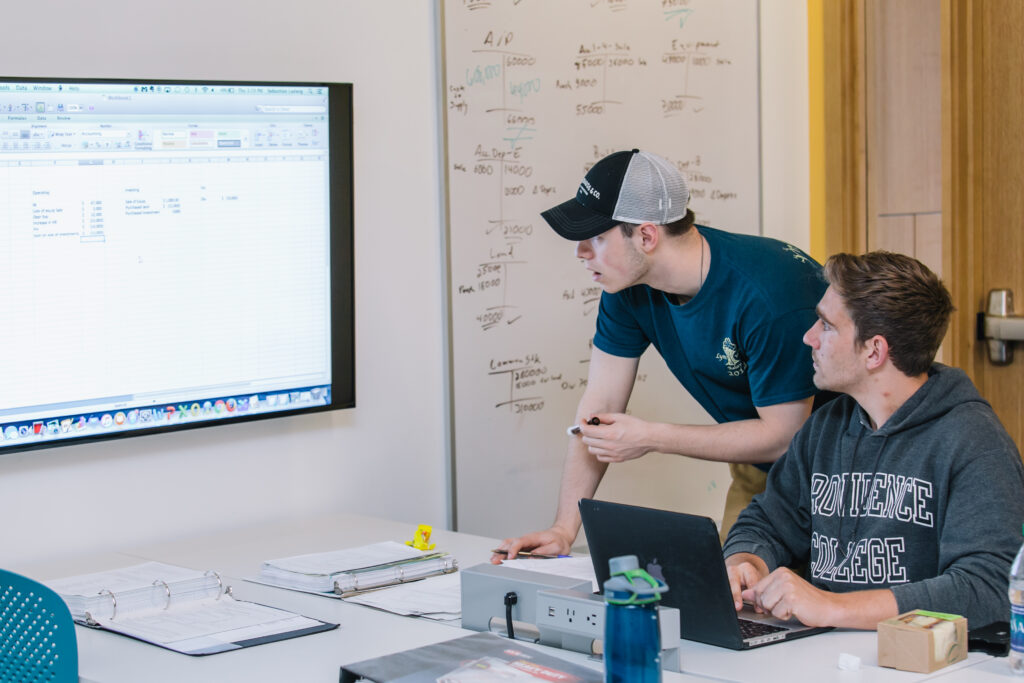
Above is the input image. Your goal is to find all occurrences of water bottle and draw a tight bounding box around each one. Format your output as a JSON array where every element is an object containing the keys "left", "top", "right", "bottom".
[
  {"left": 603, "top": 555, "right": 668, "bottom": 683},
  {"left": 1011, "top": 524, "right": 1024, "bottom": 675}
]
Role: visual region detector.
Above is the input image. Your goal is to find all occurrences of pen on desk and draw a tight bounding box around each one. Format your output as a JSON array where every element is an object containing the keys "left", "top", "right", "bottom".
[
  {"left": 566, "top": 416, "right": 601, "bottom": 436},
  {"left": 491, "top": 549, "right": 571, "bottom": 559}
]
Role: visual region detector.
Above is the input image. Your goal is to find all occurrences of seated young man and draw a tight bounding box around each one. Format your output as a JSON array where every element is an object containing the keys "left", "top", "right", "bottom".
[{"left": 723, "top": 251, "right": 1024, "bottom": 629}]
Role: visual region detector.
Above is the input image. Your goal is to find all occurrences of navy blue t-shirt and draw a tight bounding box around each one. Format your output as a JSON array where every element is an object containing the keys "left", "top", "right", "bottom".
[{"left": 594, "top": 226, "right": 825, "bottom": 425}]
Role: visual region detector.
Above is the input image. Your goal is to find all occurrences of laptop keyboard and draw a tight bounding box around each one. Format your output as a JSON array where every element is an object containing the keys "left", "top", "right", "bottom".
[{"left": 738, "top": 618, "right": 790, "bottom": 639}]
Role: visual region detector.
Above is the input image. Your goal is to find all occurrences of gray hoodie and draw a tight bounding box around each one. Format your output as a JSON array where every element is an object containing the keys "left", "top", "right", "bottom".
[{"left": 723, "top": 364, "right": 1024, "bottom": 626}]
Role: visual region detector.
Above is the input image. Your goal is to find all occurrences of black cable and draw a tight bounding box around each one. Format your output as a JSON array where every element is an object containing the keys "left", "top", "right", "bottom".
[{"left": 503, "top": 591, "right": 518, "bottom": 640}]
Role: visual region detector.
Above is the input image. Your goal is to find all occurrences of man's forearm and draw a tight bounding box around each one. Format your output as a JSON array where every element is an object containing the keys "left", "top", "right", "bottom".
[
  {"left": 646, "top": 415, "right": 795, "bottom": 464},
  {"left": 825, "top": 589, "right": 899, "bottom": 630},
  {"left": 551, "top": 439, "right": 608, "bottom": 537}
]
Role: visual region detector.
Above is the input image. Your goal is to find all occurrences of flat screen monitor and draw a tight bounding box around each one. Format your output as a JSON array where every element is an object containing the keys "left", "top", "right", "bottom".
[{"left": 0, "top": 77, "right": 354, "bottom": 454}]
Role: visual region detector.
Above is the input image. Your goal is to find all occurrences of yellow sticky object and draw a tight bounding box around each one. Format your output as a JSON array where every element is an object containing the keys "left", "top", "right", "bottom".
[{"left": 406, "top": 524, "right": 436, "bottom": 550}]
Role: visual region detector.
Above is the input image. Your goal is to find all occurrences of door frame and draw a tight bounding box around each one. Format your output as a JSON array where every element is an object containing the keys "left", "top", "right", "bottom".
[
  {"left": 819, "top": 0, "right": 867, "bottom": 260},
  {"left": 941, "top": 0, "right": 981, "bottom": 377}
]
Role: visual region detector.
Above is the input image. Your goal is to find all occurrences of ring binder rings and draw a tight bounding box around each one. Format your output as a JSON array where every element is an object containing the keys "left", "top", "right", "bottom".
[
  {"left": 85, "top": 588, "right": 118, "bottom": 625},
  {"left": 153, "top": 579, "right": 171, "bottom": 609},
  {"left": 45, "top": 561, "right": 337, "bottom": 656},
  {"left": 256, "top": 541, "right": 460, "bottom": 598},
  {"left": 333, "top": 554, "right": 458, "bottom": 597},
  {"left": 204, "top": 570, "right": 224, "bottom": 599}
]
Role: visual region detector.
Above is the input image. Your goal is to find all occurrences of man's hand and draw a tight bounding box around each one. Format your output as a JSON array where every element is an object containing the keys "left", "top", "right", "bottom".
[
  {"left": 727, "top": 554, "right": 836, "bottom": 626},
  {"left": 490, "top": 527, "right": 574, "bottom": 564},
  {"left": 725, "top": 552, "right": 770, "bottom": 611},
  {"left": 580, "top": 413, "right": 655, "bottom": 463},
  {"left": 726, "top": 556, "right": 899, "bottom": 629},
  {"left": 742, "top": 567, "right": 837, "bottom": 627}
]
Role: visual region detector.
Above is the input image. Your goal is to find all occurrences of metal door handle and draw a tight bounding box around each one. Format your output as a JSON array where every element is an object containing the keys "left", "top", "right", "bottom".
[{"left": 977, "top": 289, "right": 1024, "bottom": 365}]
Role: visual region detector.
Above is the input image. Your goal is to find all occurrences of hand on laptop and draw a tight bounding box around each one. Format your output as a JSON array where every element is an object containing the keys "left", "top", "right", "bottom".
[
  {"left": 727, "top": 553, "right": 902, "bottom": 629},
  {"left": 490, "top": 527, "right": 574, "bottom": 565},
  {"left": 725, "top": 552, "right": 770, "bottom": 610},
  {"left": 741, "top": 567, "right": 835, "bottom": 626},
  {"left": 728, "top": 554, "right": 830, "bottom": 624}
]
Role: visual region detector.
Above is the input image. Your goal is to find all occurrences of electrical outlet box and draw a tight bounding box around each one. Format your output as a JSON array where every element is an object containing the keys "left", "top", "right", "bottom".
[
  {"left": 460, "top": 563, "right": 592, "bottom": 635},
  {"left": 460, "top": 564, "right": 682, "bottom": 673},
  {"left": 535, "top": 588, "right": 604, "bottom": 654},
  {"left": 536, "top": 588, "right": 682, "bottom": 672}
]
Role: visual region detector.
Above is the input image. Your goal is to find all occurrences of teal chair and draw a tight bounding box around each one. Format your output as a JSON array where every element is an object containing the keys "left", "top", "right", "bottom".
[{"left": 0, "top": 569, "right": 78, "bottom": 683}]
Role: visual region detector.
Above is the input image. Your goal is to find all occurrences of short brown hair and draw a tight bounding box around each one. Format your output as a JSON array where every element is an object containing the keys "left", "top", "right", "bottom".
[
  {"left": 823, "top": 251, "right": 954, "bottom": 376},
  {"left": 618, "top": 208, "right": 695, "bottom": 238}
]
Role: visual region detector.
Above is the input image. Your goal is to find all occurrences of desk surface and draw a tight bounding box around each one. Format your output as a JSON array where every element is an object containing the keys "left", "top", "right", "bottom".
[{"left": 11, "top": 513, "right": 1006, "bottom": 683}]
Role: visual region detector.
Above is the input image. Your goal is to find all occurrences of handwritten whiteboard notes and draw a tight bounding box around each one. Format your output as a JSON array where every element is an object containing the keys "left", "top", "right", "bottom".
[{"left": 444, "top": 0, "right": 757, "bottom": 536}]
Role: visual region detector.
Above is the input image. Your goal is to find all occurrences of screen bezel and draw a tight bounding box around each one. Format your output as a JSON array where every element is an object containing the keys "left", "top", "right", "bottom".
[{"left": 0, "top": 76, "right": 355, "bottom": 455}]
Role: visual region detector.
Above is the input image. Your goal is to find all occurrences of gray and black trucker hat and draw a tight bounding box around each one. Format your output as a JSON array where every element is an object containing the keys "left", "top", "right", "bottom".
[{"left": 540, "top": 149, "right": 690, "bottom": 241}]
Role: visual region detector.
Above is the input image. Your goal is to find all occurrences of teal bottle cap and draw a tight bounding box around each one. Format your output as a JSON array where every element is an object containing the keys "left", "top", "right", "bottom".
[
  {"left": 608, "top": 555, "right": 640, "bottom": 575},
  {"left": 604, "top": 554, "right": 668, "bottom": 605}
]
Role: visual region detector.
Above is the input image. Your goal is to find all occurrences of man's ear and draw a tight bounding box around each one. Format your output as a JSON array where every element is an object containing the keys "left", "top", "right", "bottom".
[
  {"left": 862, "top": 335, "right": 890, "bottom": 371},
  {"left": 637, "top": 222, "right": 659, "bottom": 252}
]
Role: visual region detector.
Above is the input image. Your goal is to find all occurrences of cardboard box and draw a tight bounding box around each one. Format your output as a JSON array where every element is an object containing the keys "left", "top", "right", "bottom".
[{"left": 877, "top": 610, "right": 967, "bottom": 673}]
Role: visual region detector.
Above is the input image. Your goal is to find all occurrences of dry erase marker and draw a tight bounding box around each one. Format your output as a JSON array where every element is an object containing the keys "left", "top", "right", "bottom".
[{"left": 566, "top": 417, "right": 601, "bottom": 435}]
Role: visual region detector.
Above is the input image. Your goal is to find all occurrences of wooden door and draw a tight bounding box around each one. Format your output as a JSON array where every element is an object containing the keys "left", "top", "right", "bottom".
[
  {"left": 865, "top": 0, "right": 942, "bottom": 276},
  {"left": 945, "top": 0, "right": 1024, "bottom": 450}
]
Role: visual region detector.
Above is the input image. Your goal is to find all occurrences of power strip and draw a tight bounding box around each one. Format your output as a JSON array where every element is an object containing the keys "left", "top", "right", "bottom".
[
  {"left": 535, "top": 588, "right": 604, "bottom": 646},
  {"left": 459, "top": 563, "right": 680, "bottom": 672},
  {"left": 460, "top": 563, "right": 592, "bottom": 635},
  {"left": 535, "top": 587, "right": 681, "bottom": 673}
]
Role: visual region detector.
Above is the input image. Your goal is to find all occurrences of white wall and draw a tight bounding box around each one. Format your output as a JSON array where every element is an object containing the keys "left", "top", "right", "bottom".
[
  {"left": 0, "top": 0, "right": 810, "bottom": 567},
  {"left": 0, "top": 0, "right": 450, "bottom": 566}
]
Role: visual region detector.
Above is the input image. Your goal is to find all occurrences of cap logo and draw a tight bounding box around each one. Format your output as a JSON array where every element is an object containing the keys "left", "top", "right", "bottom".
[
  {"left": 541, "top": 149, "right": 689, "bottom": 241},
  {"left": 579, "top": 178, "right": 600, "bottom": 200}
]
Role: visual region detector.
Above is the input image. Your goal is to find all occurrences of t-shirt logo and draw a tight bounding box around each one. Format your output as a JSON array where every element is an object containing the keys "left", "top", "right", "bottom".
[
  {"left": 783, "top": 244, "right": 812, "bottom": 264},
  {"left": 716, "top": 337, "right": 747, "bottom": 377}
]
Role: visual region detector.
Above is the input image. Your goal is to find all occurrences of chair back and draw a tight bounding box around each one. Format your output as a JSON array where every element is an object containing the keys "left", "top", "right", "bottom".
[{"left": 0, "top": 568, "right": 78, "bottom": 683}]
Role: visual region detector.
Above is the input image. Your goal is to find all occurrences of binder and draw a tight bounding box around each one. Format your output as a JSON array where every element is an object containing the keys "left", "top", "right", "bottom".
[
  {"left": 257, "top": 541, "right": 459, "bottom": 597},
  {"left": 339, "top": 632, "right": 603, "bottom": 682},
  {"left": 45, "top": 561, "right": 337, "bottom": 656}
]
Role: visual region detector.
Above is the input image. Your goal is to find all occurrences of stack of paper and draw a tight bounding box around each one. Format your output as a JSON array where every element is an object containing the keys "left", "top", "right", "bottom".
[
  {"left": 500, "top": 556, "right": 599, "bottom": 592},
  {"left": 345, "top": 571, "right": 462, "bottom": 621},
  {"left": 340, "top": 555, "right": 596, "bottom": 623}
]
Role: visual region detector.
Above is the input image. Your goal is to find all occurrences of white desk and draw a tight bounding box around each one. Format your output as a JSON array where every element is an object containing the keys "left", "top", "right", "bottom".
[{"left": 11, "top": 513, "right": 1010, "bottom": 683}]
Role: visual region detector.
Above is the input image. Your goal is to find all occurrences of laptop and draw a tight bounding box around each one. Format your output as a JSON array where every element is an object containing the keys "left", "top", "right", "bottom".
[{"left": 579, "top": 498, "right": 832, "bottom": 650}]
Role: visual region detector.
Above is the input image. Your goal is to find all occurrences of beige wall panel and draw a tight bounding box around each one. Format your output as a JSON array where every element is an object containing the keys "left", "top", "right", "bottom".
[
  {"left": 869, "top": 214, "right": 915, "bottom": 254},
  {"left": 867, "top": 0, "right": 942, "bottom": 216},
  {"left": 914, "top": 212, "right": 943, "bottom": 278},
  {"left": 914, "top": 211, "right": 946, "bottom": 364}
]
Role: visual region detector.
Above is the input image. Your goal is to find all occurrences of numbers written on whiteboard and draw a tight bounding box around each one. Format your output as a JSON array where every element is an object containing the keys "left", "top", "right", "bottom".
[{"left": 488, "top": 353, "right": 588, "bottom": 413}]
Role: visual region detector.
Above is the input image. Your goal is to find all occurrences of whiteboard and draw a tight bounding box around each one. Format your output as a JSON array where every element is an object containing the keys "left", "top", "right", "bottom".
[{"left": 442, "top": 0, "right": 761, "bottom": 539}]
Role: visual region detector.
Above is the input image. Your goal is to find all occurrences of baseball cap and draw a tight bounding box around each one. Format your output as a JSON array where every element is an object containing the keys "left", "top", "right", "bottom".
[{"left": 540, "top": 149, "right": 690, "bottom": 241}]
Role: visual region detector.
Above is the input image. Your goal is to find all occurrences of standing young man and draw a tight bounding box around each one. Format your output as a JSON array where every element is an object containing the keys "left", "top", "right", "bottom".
[
  {"left": 493, "top": 149, "right": 829, "bottom": 561},
  {"left": 724, "top": 252, "right": 1024, "bottom": 628}
]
